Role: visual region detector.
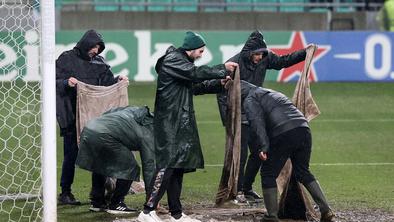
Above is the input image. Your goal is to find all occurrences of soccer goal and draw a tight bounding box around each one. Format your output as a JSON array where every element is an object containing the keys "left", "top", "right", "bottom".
[{"left": 0, "top": 0, "right": 56, "bottom": 221}]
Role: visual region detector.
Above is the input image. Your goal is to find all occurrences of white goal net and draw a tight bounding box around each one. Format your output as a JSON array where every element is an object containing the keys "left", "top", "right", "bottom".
[{"left": 0, "top": 0, "right": 56, "bottom": 221}]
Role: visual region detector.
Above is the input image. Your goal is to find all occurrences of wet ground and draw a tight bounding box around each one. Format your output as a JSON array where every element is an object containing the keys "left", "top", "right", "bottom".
[{"left": 115, "top": 202, "right": 394, "bottom": 222}]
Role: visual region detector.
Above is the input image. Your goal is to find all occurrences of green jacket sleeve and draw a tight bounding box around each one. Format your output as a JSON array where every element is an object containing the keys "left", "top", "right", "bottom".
[
  {"left": 139, "top": 139, "right": 155, "bottom": 194},
  {"left": 162, "top": 54, "right": 226, "bottom": 82},
  {"left": 193, "top": 79, "right": 224, "bottom": 95}
]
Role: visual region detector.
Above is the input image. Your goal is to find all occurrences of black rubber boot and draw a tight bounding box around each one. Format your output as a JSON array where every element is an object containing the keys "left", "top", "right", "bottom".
[
  {"left": 261, "top": 188, "right": 279, "bottom": 222},
  {"left": 304, "top": 180, "right": 335, "bottom": 222}
]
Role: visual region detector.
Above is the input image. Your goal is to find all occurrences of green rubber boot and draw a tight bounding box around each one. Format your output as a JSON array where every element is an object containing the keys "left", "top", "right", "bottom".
[
  {"left": 261, "top": 188, "right": 279, "bottom": 222},
  {"left": 305, "top": 180, "right": 335, "bottom": 222}
]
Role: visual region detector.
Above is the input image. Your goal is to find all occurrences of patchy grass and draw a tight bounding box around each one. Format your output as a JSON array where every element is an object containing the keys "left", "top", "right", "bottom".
[
  {"left": 2, "top": 82, "right": 394, "bottom": 221},
  {"left": 60, "top": 82, "right": 394, "bottom": 221}
]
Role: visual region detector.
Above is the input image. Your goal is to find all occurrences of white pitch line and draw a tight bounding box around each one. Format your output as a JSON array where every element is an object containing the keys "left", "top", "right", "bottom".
[
  {"left": 333, "top": 53, "right": 361, "bottom": 60},
  {"left": 315, "top": 119, "right": 394, "bottom": 122},
  {"left": 205, "top": 163, "right": 394, "bottom": 167},
  {"left": 197, "top": 119, "right": 394, "bottom": 124},
  {"left": 311, "top": 162, "right": 394, "bottom": 166},
  {"left": 57, "top": 163, "right": 394, "bottom": 169}
]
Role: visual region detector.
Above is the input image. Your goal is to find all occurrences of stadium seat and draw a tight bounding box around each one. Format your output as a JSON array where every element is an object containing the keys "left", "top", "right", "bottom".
[
  {"left": 226, "top": 0, "right": 252, "bottom": 11},
  {"left": 306, "top": 0, "right": 330, "bottom": 12},
  {"left": 56, "top": 0, "right": 80, "bottom": 10},
  {"left": 308, "top": 7, "right": 329, "bottom": 12},
  {"left": 55, "top": 0, "right": 62, "bottom": 9},
  {"left": 253, "top": 0, "right": 278, "bottom": 12},
  {"left": 148, "top": 0, "right": 172, "bottom": 11},
  {"left": 94, "top": 0, "right": 119, "bottom": 11},
  {"left": 335, "top": 0, "right": 355, "bottom": 12},
  {"left": 200, "top": 0, "right": 225, "bottom": 12},
  {"left": 279, "top": 0, "right": 305, "bottom": 12},
  {"left": 120, "top": 0, "right": 145, "bottom": 11},
  {"left": 173, "top": 0, "right": 198, "bottom": 12}
]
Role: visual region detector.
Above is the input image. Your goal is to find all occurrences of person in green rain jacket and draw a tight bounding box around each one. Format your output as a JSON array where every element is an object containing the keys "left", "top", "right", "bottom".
[
  {"left": 76, "top": 106, "right": 155, "bottom": 214},
  {"left": 138, "top": 31, "right": 237, "bottom": 222}
]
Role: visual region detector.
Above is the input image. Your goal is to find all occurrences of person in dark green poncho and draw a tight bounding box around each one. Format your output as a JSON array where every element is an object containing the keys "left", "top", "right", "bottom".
[
  {"left": 138, "top": 31, "right": 237, "bottom": 222},
  {"left": 76, "top": 106, "right": 155, "bottom": 214}
]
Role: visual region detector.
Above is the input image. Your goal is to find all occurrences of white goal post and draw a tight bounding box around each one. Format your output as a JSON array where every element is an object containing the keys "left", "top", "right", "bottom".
[
  {"left": 0, "top": 0, "right": 56, "bottom": 221},
  {"left": 41, "top": 0, "right": 57, "bottom": 221}
]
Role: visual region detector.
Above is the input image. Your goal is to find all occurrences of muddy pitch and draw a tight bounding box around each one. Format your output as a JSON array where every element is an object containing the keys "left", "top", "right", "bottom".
[{"left": 117, "top": 203, "right": 394, "bottom": 222}]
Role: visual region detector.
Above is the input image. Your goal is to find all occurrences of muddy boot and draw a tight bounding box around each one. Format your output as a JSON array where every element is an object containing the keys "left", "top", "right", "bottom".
[
  {"left": 261, "top": 188, "right": 279, "bottom": 222},
  {"left": 321, "top": 210, "right": 336, "bottom": 222},
  {"left": 304, "top": 181, "right": 335, "bottom": 222}
]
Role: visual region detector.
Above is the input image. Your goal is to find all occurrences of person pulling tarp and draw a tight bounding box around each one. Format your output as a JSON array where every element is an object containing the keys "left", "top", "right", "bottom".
[{"left": 76, "top": 106, "right": 155, "bottom": 214}]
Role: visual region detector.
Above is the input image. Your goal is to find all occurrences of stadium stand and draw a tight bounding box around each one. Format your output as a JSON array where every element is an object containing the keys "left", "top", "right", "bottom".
[
  {"left": 280, "top": 0, "right": 305, "bottom": 12},
  {"left": 120, "top": 0, "right": 146, "bottom": 11},
  {"left": 253, "top": 0, "right": 278, "bottom": 12},
  {"left": 57, "top": 0, "right": 384, "bottom": 30},
  {"left": 226, "top": 0, "right": 252, "bottom": 11},
  {"left": 200, "top": 0, "right": 225, "bottom": 12},
  {"left": 336, "top": 0, "right": 356, "bottom": 12},
  {"left": 94, "top": 0, "right": 119, "bottom": 11},
  {"left": 173, "top": 0, "right": 198, "bottom": 12},
  {"left": 54, "top": 0, "right": 383, "bottom": 13},
  {"left": 56, "top": 0, "right": 91, "bottom": 11},
  {"left": 147, "top": 0, "right": 172, "bottom": 11}
]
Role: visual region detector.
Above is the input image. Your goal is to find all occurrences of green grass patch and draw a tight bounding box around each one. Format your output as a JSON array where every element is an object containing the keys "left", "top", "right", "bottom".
[
  {"left": 1, "top": 82, "right": 394, "bottom": 221},
  {"left": 58, "top": 82, "right": 394, "bottom": 221}
]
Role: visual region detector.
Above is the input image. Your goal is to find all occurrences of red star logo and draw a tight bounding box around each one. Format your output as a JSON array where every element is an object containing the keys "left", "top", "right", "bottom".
[{"left": 270, "top": 32, "right": 330, "bottom": 82}]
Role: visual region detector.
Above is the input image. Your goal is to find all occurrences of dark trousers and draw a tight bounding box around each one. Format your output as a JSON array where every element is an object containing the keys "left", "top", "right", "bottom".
[
  {"left": 261, "top": 127, "right": 316, "bottom": 189},
  {"left": 144, "top": 168, "right": 184, "bottom": 217},
  {"left": 238, "top": 124, "right": 262, "bottom": 192},
  {"left": 91, "top": 172, "right": 132, "bottom": 205},
  {"left": 60, "top": 130, "right": 78, "bottom": 193}
]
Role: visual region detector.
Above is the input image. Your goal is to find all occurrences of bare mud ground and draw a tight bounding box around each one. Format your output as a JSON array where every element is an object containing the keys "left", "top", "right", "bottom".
[{"left": 116, "top": 203, "right": 394, "bottom": 222}]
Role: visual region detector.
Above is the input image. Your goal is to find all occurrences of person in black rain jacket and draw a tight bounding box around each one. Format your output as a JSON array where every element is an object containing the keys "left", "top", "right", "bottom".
[
  {"left": 56, "top": 29, "right": 128, "bottom": 205},
  {"left": 217, "top": 30, "right": 308, "bottom": 201},
  {"left": 241, "top": 81, "right": 335, "bottom": 222}
]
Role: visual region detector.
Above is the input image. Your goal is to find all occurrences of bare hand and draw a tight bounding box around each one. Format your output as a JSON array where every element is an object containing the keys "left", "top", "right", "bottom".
[
  {"left": 306, "top": 43, "right": 316, "bottom": 50},
  {"left": 220, "top": 75, "right": 232, "bottom": 85},
  {"left": 118, "top": 75, "right": 129, "bottom": 83},
  {"left": 224, "top": 62, "right": 238, "bottom": 72},
  {"left": 259, "top": 151, "right": 268, "bottom": 161},
  {"left": 68, "top": 77, "right": 78, "bottom": 87}
]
